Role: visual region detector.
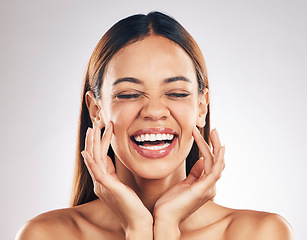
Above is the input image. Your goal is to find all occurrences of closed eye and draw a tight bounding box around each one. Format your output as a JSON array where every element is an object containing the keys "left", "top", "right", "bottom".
[
  {"left": 115, "top": 93, "right": 143, "bottom": 99},
  {"left": 166, "top": 92, "right": 190, "bottom": 98}
]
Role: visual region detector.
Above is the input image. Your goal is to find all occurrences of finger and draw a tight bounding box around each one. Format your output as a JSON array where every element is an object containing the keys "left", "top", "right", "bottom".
[
  {"left": 210, "top": 145, "right": 225, "bottom": 177},
  {"left": 210, "top": 129, "right": 221, "bottom": 159},
  {"left": 183, "top": 157, "right": 204, "bottom": 185},
  {"left": 84, "top": 128, "right": 93, "bottom": 156},
  {"left": 92, "top": 122, "right": 101, "bottom": 159},
  {"left": 202, "top": 145, "right": 225, "bottom": 184},
  {"left": 81, "top": 150, "right": 95, "bottom": 180},
  {"left": 192, "top": 126, "right": 214, "bottom": 174},
  {"left": 82, "top": 150, "right": 114, "bottom": 187},
  {"left": 100, "top": 122, "right": 113, "bottom": 165},
  {"left": 194, "top": 146, "right": 225, "bottom": 192},
  {"left": 92, "top": 123, "right": 107, "bottom": 172},
  {"left": 105, "top": 156, "right": 117, "bottom": 176},
  {"left": 82, "top": 150, "right": 127, "bottom": 198}
]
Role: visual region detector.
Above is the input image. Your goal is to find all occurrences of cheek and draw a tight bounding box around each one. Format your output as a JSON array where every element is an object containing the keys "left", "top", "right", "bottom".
[
  {"left": 170, "top": 100, "right": 198, "bottom": 149},
  {"left": 170, "top": 100, "right": 198, "bottom": 127},
  {"left": 108, "top": 102, "right": 142, "bottom": 155},
  {"left": 109, "top": 102, "right": 141, "bottom": 127}
]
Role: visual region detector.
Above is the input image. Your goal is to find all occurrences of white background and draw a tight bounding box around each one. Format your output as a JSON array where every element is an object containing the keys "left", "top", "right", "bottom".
[{"left": 1, "top": 0, "right": 306, "bottom": 239}]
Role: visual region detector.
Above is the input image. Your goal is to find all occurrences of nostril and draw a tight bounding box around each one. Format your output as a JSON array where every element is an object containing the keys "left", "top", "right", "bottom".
[
  {"left": 139, "top": 100, "right": 170, "bottom": 120},
  {"left": 144, "top": 115, "right": 167, "bottom": 121}
]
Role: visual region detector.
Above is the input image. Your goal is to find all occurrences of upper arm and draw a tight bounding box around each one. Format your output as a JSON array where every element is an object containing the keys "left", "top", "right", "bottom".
[{"left": 254, "top": 214, "right": 294, "bottom": 240}]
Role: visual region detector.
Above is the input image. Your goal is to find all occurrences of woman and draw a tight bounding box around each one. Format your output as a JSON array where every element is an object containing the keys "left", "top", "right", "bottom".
[{"left": 16, "top": 11, "right": 293, "bottom": 240}]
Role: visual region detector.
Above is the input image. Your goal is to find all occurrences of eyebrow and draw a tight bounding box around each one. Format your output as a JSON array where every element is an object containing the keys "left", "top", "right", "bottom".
[
  {"left": 112, "top": 76, "right": 192, "bottom": 86},
  {"left": 164, "top": 76, "right": 192, "bottom": 84},
  {"left": 112, "top": 77, "right": 143, "bottom": 86}
]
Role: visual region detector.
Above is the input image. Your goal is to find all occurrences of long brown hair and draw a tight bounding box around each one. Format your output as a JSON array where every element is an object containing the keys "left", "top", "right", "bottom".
[{"left": 70, "top": 11, "right": 210, "bottom": 207}]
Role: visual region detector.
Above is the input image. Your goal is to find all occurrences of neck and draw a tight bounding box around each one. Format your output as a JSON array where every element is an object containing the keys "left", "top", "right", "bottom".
[{"left": 115, "top": 157, "right": 186, "bottom": 213}]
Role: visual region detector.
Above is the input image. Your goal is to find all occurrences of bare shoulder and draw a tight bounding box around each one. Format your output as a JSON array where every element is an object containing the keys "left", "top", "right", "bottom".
[
  {"left": 15, "top": 200, "right": 123, "bottom": 240},
  {"left": 15, "top": 207, "right": 82, "bottom": 240},
  {"left": 226, "top": 209, "right": 294, "bottom": 240}
]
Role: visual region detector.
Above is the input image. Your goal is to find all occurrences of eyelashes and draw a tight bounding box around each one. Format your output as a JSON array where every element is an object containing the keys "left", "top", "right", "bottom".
[
  {"left": 114, "top": 92, "right": 191, "bottom": 100},
  {"left": 166, "top": 93, "right": 190, "bottom": 98},
  {"left": 115, "top": 93, "right": 142, "bottom": 99}
]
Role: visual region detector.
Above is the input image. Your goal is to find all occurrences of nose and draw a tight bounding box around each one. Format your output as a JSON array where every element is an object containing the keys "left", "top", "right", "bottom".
[{"left": 139, "top": 99, "right": 170, "bottom": 121}]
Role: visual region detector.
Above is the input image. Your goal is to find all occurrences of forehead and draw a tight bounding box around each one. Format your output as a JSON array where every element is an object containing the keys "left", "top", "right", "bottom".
[{"left": 104, "top": 35, "right": 196, "bottom": 84}]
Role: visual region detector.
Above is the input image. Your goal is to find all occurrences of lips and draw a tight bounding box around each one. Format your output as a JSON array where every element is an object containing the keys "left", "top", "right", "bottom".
[{"left": 130, "top": 127, "right": 178, "bottom": 159}]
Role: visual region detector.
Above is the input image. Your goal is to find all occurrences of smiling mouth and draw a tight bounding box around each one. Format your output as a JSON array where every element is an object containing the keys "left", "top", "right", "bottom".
[
  {"left": 131, "top": 133, "right": 175, "bottom": 150},
  {"left": 130, "top": 128, "right": 178, "bottom": 158}
]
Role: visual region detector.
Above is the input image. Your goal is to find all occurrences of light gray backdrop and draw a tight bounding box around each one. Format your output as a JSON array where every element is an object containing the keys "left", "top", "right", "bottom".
[{"left": 1, "top": 0, "right": 306, "bottom": 239}]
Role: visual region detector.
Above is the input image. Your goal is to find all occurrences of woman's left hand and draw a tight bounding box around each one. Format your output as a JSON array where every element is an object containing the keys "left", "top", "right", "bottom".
[{"left": 153, "top": 126, "right": 225, "bottom": 238}]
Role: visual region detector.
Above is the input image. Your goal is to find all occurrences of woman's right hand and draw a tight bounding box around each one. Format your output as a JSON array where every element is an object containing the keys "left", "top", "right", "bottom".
[{"left": 81, "top": 122, "right": 153, "bottom": 239}]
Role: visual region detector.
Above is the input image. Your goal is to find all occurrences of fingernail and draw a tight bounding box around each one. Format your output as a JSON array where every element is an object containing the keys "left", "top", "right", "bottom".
[{"left": 81, "top": 151, "right": 86, "bottom": 159}]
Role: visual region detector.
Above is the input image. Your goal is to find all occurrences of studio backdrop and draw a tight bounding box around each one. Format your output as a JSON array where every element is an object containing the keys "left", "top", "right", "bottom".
[{"left": 0, "top": 0, "right": 306, "bottom": 239}]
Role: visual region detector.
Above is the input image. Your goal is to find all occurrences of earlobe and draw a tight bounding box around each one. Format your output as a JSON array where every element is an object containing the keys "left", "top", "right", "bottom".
[
  {"left": 85, "top": 91, "right": 105, "bottom": 129},
  {"left": 196, "top": 88, "right": 209, "bottom": 128}
]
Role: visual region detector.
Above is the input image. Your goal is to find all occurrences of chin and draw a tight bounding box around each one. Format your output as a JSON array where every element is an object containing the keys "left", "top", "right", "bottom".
[
  {"left": 136, "top": 169, "right": 176, "bottom": 180},
  {"left": 127, "top": 158, "right": 186, "bottom": 180}
]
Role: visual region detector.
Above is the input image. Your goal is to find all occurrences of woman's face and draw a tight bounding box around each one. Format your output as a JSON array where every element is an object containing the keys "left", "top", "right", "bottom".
[{"left": 99, "top": 35, "right": 208, "bottom": 179}]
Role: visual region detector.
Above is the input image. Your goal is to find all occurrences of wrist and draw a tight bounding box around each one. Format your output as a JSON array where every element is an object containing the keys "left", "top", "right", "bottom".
[
  {"left": 154, "top": 220, "right": 180, "bottom": 240},
  {"left": 125, "top": 229, "right": 153, "bottom": 240},
  {"left": 125, "top": 221, "right": 153, "bottom": 240}
]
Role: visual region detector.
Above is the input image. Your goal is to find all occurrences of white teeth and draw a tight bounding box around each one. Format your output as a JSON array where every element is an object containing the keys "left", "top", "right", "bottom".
[
  {"left": 150, "top": 134, "right": 155, "bottom": 141},
  {"left": 139, "top": 143, "right": 171, "bottom": 150},
  {"left": 167, "top": 134, "right": 173, "bottom": 140},
  {"left": 133, "top": 133, "right": 175, "bottom": 142}
]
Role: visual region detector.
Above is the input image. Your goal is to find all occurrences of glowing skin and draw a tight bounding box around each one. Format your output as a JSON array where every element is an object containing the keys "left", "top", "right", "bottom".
[{"left": 99, "top": 35, "right": 208, "bottom": 180}]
